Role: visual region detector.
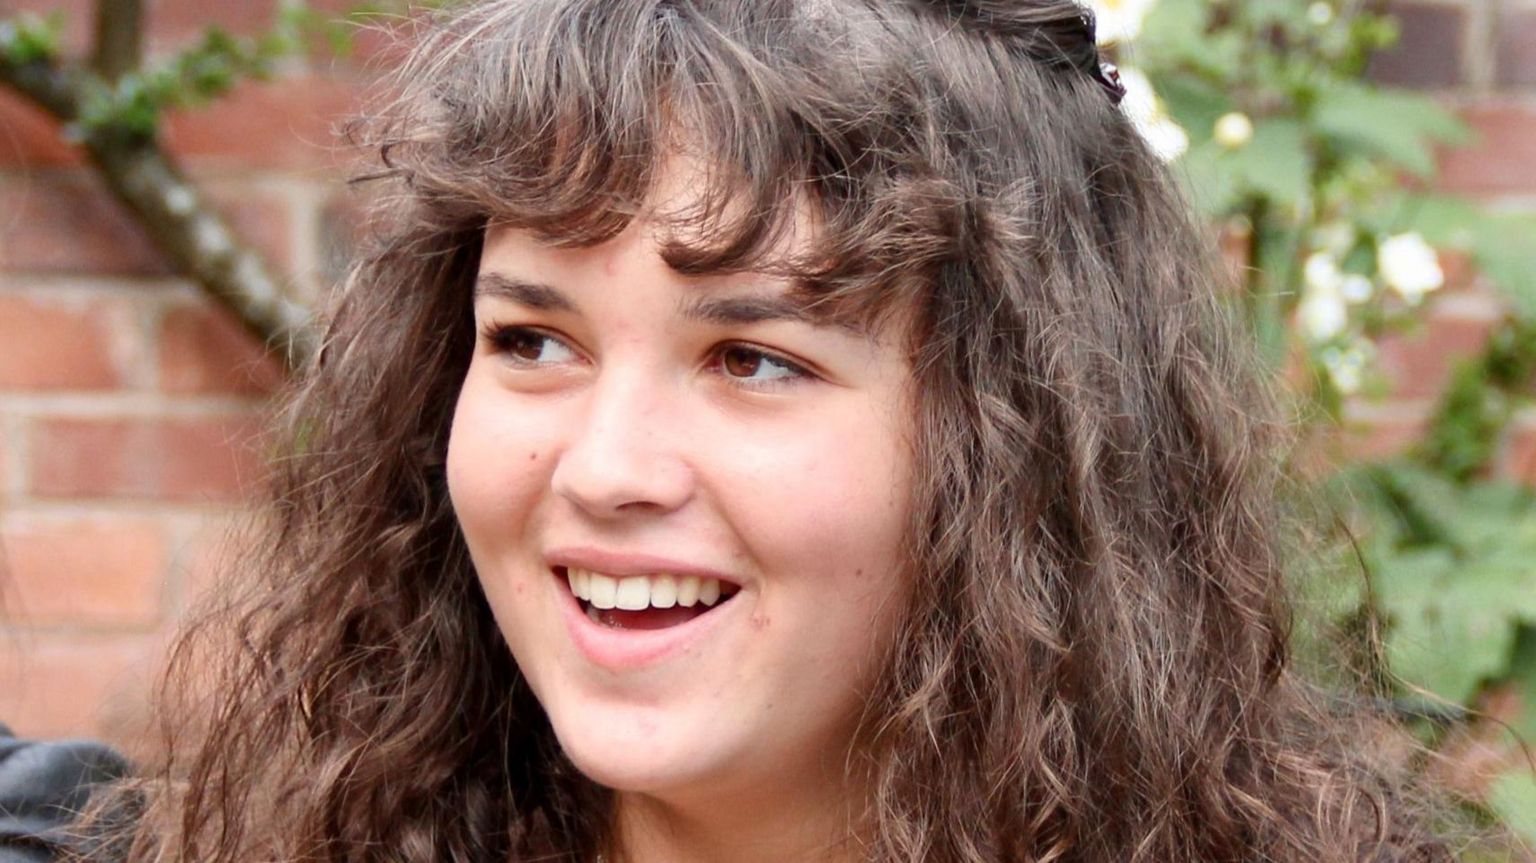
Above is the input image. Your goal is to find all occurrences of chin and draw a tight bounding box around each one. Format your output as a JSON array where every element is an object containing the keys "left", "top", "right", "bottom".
[
  {"left": 546, "top": 705, "right": 734, "bottom": 796},
  {"left": 558, "top": 735, "right": 714, "bottom": 796}
]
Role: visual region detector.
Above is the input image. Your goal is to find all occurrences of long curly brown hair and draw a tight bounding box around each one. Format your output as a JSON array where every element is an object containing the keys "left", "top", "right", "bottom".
[{"left": 90, "top": 1, "right": 1458, "bottom": 860}]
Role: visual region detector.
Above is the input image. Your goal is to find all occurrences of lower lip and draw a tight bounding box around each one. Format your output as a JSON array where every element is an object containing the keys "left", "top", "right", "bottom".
[{"left": 555, "top": 571, "right": 741, "bottom": 670}]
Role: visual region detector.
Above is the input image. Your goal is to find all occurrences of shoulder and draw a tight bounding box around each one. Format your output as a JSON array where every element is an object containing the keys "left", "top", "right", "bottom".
[{"left": 0, "top": 724, "right": 130, "bottom": 862}]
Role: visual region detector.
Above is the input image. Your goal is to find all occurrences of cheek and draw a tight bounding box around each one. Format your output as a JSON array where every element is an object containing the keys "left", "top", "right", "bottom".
[
  {"left": 769, "top": 414, "right": 908, "bottom": 550},
  {"left": 445, "top": 376, "right": 555, "bottom": 556},
  {"left": 720, "top": 406, "right": 912, "bottom": 630}
]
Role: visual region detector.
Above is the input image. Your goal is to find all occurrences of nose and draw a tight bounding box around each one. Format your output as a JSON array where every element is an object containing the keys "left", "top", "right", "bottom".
[{"left": 549, "top": 371, "right": 695, "bottom": 518}]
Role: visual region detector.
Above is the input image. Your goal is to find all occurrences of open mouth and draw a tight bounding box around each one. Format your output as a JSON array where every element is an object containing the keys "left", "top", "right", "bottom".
[{"left": 557, "top": 566, "right": 741, "bottom": 631}]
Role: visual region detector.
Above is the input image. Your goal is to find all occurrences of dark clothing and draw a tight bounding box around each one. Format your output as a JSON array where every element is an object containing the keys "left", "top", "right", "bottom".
[{"left": 0, "top": 725, "right": 128, "bottom": 862}]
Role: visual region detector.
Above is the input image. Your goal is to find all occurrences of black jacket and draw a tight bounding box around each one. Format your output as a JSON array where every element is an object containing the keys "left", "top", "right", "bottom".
[{"left": 0, "top": 725, "right": 127, "bottom": 862}]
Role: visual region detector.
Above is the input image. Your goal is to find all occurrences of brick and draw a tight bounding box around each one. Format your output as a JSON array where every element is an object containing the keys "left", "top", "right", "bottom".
[
  {"left": 203, "top": 180, "right": 296, "bottom": 272},
  {"left": 0, "top": 170, "right": 296, "bottom": 277},
  {"left": 0, "top": 513, "right": 169, "bottom": 627},
  {"left": 157, "top": 301, "right": 285, "bottom": 396},
  {"left": 0, "top": 633, "right": 161, "bottom": 746},
  {"left": 0, "top": 292, "right": 138, "bottom": 390},
  {"left": 0, "top": 87, "right": 83, "bottom": 168},
  {"left": 1438, "top": 104, "right": 1536, "bottom": 196},
  {"left": 1367, "top": 2, "right": 1467, "bottom": 89},
  {"left": 0, "top": 171, "right": 171, "bottom": 275},
  {"left": 317, "top": 184, "right": 377, "bottom": 286},
  {"left": 307, "top": 0, "right": 423, "bottom": 69},
  {"left": 1337, "top": 402, "right": 1431, "bottom": 462},
  {"left": 148, "top": 0, "right": 416, "bottom": 71},
  {"left": 29, "top": 413, "right": 267, "bottom": 502},
  {"left": 144, "top": 0, "right": 279, "bottom": 54},
  {"left": 1215, "top": 221, "right": 1251, "bottom": 291},
  {"left": 0, "top": 423, "right": 9, "bottom": 502},
  {"left": 161, "top": 77, "right": 360, "bottom": 172},
  {"left": 1494, "top": 6, "right": 1536, "bottom": 87},
  {"left": 1435, "top": 248, "right": 1478, "bottom": 295},
  {"left": 174, "top": 513, "right": 245, "bottom": 613},
  {"left": 1374, "top": 312, "right": 1499, "bottom": 400}
]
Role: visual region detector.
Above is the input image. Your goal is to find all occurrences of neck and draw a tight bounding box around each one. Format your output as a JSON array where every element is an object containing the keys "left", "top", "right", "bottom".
[{"left": 607, "top": 763, "right": 869, "bottom": 863}]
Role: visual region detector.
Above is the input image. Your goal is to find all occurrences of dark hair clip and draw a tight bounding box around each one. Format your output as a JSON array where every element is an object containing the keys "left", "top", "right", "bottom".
[
  {"left": 1093, "top": 60, "right": 1127, "bottom": 106},
  {"left": 1076, "top": 7, "right": 1127, "bottom": 106}
]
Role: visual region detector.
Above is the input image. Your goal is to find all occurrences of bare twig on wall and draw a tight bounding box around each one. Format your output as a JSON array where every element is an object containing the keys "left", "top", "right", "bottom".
[
  {"left": 0, "top": 0, "right": 315, "bottom": 369},
  {"left": 92, "top": 0, "right": 142, "bottom": 81}
]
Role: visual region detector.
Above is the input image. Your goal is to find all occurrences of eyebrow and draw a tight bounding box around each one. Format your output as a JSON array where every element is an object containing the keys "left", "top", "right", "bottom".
[
  {"left": 475, "top": 271, "right": 826, "bottom": 328},
  {"left": 473, "top": 273, "right": 575, "bottom": 312},
  {"left": 675, "top": 293, "right": 817, "bottom": 327}
]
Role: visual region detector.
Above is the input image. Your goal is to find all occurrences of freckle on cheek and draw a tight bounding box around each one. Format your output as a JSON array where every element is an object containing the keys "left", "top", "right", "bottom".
[
  {"left": 527, "top": 452, "right": 537, "bottom": 461},
  {"left": 750, "top": 613, "right": 769, "bottom": 630}
]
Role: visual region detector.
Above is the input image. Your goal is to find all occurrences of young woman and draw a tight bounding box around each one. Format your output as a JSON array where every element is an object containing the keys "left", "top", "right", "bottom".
[{"left": 97, "top": 1, "right": 1454, "bottom": 861}]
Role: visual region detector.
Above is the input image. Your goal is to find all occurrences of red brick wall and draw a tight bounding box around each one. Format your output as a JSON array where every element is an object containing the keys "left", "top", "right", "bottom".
[
  {"left": 0, "top": 0, "right": 362, "bottom": 750},
  {"left": 1347, "top": 0, "right": 1536, "bottom": 479},
  {"left": 0, "top": 0, "right": 1533, "bottom": 749}
]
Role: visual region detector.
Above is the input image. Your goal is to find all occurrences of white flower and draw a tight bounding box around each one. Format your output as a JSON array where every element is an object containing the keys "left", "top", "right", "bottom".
[
  {"left": 1299, "top": 292, "right": 1348, "bottom": 343},
  {"left": 1340, "top": 274, "right": 1374, "bottom": 304},
  {"left": 1213, "top": 112, "right": 1254, "bottom": 149},
  {"left": 1117, "top": 67, "right": 1189, "bottom": 161},
  {"left": 1142, "top": 117, "right": 1190, "bottom": 161},
  {"left": 1320, "top": 343, "right": 1371, "bottom": 394},
  {"left": 1311, "top": 222, "right": 1356, "bottom": 257},
  {"left": 1118, "top": 66, "right": 1157, "bottom": 120},
  {"left": 1307, "top": 2, "right": 1335, "bottom": 27},
  {"left": 1089, "top": 0, "right": 1158, "bottom": 44},
  {"left": 1298, "top": 252, "right": 1349, "bottom": 341},
  {"left": 1304, "top": 251, "right": 1343, "bottom": 293},
  {"left": 1377, "top": 232, "right": 1444, "bottom": 304},
  {"left": 1299, "top": 292, "right": 1347, "bottom": 342}
]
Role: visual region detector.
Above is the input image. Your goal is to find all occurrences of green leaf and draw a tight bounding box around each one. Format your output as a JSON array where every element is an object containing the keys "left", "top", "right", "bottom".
[
  {"left": 1391, "top": 193, "right": 1478, "bottom": 239},
  {"left": 1226, "top": 119, "right": 1313, "bottom": 208},
  {"left": 1391, "top": 194, "right": 1536, "bottom": 316},
  {"left": 1358, "top": 468, "right": 1536, "bottom": 703},
  {"left": 1375, "top": 548, "right": 1519, "bottom": 704},
  {"left": 1487, "top": 769, "right": 1536, "bottom": 848},
  {"left": 0, "top": 13, "right": 64, "bottom": 64},
  {"left": 1154, "top": 74, "right": 1232, "bottom": 146},
  {"left": 1506, "top": 626, "right": 1536, "bottom": 747},
  {"left": 1471, "top": 213, "right": 1536, "bottom": 317},
  {"left": 1174, "top": 121, "right": 1314, "bottom": 216},
  {"left": 1313, "top": 82, "right": 1469, "bottom": 177},
  {"left": 1138, "top": 0, "right": 1211, "bottom": 64},
  {"left": 1175, "top": 140, "right": 1241, "bottom": 215},
  {"left": 1356, "top": 462, "right": 1463, "bottom": 547}
]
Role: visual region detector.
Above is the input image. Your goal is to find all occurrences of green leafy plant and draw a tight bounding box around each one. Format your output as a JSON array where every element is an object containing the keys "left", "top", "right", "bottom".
[{"left": 1099, "top": 0, "right": 1536, "bottom": 845}]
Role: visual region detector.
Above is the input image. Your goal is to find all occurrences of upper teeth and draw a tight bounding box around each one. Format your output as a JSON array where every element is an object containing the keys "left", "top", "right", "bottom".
[{"left": 566, "top": 568, "right": 726, "bottom": 611}]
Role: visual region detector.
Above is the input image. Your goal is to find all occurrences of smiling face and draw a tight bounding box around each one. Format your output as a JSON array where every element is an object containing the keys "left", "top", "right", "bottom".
[{"left": 445, "top": 193, "right": 916, "bottom": 815}]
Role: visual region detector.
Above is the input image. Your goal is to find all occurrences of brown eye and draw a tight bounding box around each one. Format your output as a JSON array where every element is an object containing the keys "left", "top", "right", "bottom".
[
  {"left": 722, "top": 347, "right": 764, "bottom": 378},
  {"left": 715, "top": 345, "right": 807, "bottom": 386},
  {"left": 484, "top": 326, "right": 578, "bottom": 365},
  {"left": 504, "top": 329, "right": 546, "bottom": 361}
]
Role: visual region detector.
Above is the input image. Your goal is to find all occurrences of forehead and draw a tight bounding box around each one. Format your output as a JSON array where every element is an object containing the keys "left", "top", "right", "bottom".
[
  {"left": 478, "top": 219, "right": 795, "bottom": 294},
  {"left": 476, "top": 146, "right": 915, "bottom": 338},
  {"left": 479, "top": 145, "right": 835, "bottom": 297},
  {"left": 478, "top": 233, "right": 927, "bottom": 362},
  {"left": 477, "top": 221, "right": 855, "bottom": 334}
]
